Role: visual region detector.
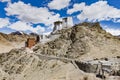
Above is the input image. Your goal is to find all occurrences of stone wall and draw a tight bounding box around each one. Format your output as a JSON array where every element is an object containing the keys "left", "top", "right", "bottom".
[{"left": 75, "top": 61, "right": 98, "bottom": 73}]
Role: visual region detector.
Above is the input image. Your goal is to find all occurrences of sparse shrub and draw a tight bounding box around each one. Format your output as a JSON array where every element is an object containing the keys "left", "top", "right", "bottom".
[
  {"left": 104, "top": 58, "right": 108, "bottom": 61},
  {"left": 94, "top": 58, "right": 98, "bottom": 60},
  {"left": 83, "top": 76, "right": 88, "bottom": 80},
  {"left": 117, "top": 56, "right": 120, "bottom": 58},
  {"left": 117, "top": 70, "right": 120, "bottom": 76},
  {"left": 51, "top": 63, "right": 57, "bottom": 68}
]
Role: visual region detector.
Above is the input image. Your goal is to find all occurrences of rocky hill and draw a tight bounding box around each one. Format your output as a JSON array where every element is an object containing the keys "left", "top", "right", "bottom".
[
  {"left": 10, "top": 31, "right": 27, "bottom": 35},
  {"left": 0, "top": 22, "right": 120, "bottom": 80},
  {"left": 33, "top": 22, "right": 120, "bottom": 60}
]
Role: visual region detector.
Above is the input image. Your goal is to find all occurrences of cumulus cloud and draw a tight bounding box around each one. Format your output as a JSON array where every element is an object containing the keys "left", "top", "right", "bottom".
[
  {"left": 104, "top": 27, "right": 120, "bottom": 36},
  {"left": 0, "top": 18, "right": 10, "bottom": 28},
  {"left": 0, "top": 0, "right": 10, "bottom": 2},
  {"left": 67, "top": 1, "right": 120, "bottom": 22},
  {"left": 48, "top": 0, "right": 71, "bottom": 10},
  {"left": 7, "top": 21, "right": 45, "bottom": 34},
  {"left": 33, "top": 25, "right": 45, "bottom": 33},
  {"left": 67, "top": 2, "right": 85, "bottom": 14},
  {"left": 116, "top": 19, "right": 120, "bottom": 23},
  {"left": 4, "top": 1, "right": 62, "bottom": 34},
  {"left": 5, "top": 1, "right": 61, "bottom": 26}
]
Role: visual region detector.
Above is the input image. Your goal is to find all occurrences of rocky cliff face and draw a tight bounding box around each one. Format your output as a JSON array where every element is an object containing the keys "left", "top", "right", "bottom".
[{"left": 33, "top": 22, "right": 120, "bottom": 60}]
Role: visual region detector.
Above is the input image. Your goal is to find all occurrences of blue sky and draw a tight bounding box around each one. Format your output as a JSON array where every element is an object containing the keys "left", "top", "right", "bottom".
[{"left": 0, "top": 0, "right": 120, "bottom": 35}]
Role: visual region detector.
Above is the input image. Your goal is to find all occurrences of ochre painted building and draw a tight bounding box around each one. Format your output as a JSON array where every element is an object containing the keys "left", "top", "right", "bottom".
[{"left": 26, "top": 38, "right": 36, "bottom": 48}]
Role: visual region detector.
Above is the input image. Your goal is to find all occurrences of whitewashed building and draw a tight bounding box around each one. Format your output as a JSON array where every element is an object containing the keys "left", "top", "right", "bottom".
[
  {"left": 62, "top": 17, "right": 73, "bottom": 28},
  {"left": 53, "top": 17, "right": 73, "bottom": 32},
  {"left": 53, "top": 21, "right": 63, "bottom": 32}
]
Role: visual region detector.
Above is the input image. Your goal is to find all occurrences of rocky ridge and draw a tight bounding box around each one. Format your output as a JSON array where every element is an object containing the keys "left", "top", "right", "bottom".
[{"left": 33, "top": 22, "right": 120, "bottom": 60}]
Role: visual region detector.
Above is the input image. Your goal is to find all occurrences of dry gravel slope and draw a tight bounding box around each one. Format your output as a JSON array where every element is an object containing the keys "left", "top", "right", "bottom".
[{"left": 0, "top": 48, "right": 102, "bottom": 80}]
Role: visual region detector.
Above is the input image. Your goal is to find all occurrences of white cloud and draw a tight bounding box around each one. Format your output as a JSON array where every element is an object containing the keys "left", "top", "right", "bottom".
[
  {"left": 105, "top": 28, "right": 120, "bottom": 36},
  {"left": 8, "top": 21, "right": 45, "bottom": 34},
  {"left": 48, "top": 0, "right": 71, "bottom": 10},
  {"left": 67, "top": 1, "right": 120, "bottom": 22},
  {"left": 116, "top": 19, "right": 120, "bottom": 23},
  {"left": 67, "top": 2, "right": 85, "bottom": 14},
  {"left": 33, "top": 25, "right": 45, "bottom": 33},
  {"left": 5, "top": 1, "right": 61, "bottom": 26},
  {"left": 102, "top": 25, "right": 120, "bottom": 35},
  {"left": 0, "top": 18, "right": 10, "bottom": 28},
  {"left": 0, "top": 0, "right": 10, "bottom": 2},
  {"left": 7, "top": 21, "right": 32, "bottom": 31}
]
